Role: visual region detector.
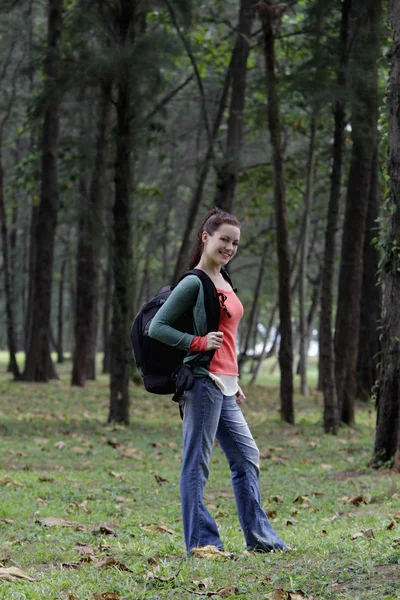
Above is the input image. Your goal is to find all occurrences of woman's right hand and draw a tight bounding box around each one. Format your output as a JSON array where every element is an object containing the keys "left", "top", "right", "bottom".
[{"left": 206, "top": 331, "right": 224, "bottom": 350}]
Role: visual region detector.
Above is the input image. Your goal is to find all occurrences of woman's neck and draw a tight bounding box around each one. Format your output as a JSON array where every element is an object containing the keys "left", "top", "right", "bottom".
[{"left": 195, "top": 257, "right": 221, "bottom": 279}]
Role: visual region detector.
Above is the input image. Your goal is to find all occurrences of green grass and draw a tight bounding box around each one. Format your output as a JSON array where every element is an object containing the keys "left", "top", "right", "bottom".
[{"left": 0, "top": 353, "right": 399, "bottom": 599}]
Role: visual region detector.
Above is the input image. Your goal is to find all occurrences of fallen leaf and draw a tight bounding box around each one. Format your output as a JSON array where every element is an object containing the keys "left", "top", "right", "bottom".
[
  {"left": 392, "top": 513, "right": 400, "bottom": 521},
  {"left": 193, "top": 577, "right": 214, "bottom": 589},
  {"left": 92, "top": 593, "right": 122, "bottom": 600},
  {"left": 0, "top": 519, "right": 14, "bottom": 525},
  {"left": 94, "top": 557, "right": 133, "bottom": 572},
  {"left": 191, "top": 546, "right": 235, "bottom": 559},
  {"left": 92, "top": 525, "right": 117, "bottom": 536},
  {"left": 119, "top": 448, "right": 143, "bottom": 460},
  {"left": 37, "top": 517, "right": 78, "bottom": 528},
  {"left": 320, "top": 464, "right": 333, "bottom": 470},
  {"left": 145, "top": 572, "right": 175, "bottom": 582},
  {"left": 62, "top": 562, "right": 81, "bottom": 569},
  {"left": 107, "top": 439, "right": 120, "bottom": 448},
  {"left": 391, "top": 538, "right": 400, "bottom": 548},
  {"left": 68, "top": 595, "right": 80, "bottom": 600},
  {"left": 74, "top": 543, "right": 94, "bottom": 556},
  {"left": 293, "top": 495, "right": 310, "bottom": 504},
  {"left": 272, "top": 496, "right": 284, "bottom": 504},
  {"left": 154, "top": 474, "right": 168, "bottom": 485},
  {"left": 350, "top": 529, "right": 375, "bottom": 540},
  {"left": 387, "top": 520, "right": 396, "bottom": 531},
  {"left": 0, "top": 475, "right": 23, "bottom": 488},
  {"left": 0, "top": 566, "right": 35, "bottom": 581},
  {"left": 215, "top": 586, "right": 239, "bottom": 597},
  {"left": 147, "top": 556, "right": 159, "bottom": 567},
  {"left": 38, "top": 476, "right": 54, "bottom": 482},
  {"left": 343, "top": 495, "right": 371, "bottom": 507},
  {"left": 266, "top": 509, "right": 277, "bottom": 519},
  {"left": 265, "top": 590, "right": 288, "bottom": 600},
  {"left": 140, "top": 524, "right": 176, "bottom": 535},
  {"left": 109, "top": 472, "right": 125, "bottom": 481},
  {"left": 55, "top": 441, "right": 66, "bottom": 450}
]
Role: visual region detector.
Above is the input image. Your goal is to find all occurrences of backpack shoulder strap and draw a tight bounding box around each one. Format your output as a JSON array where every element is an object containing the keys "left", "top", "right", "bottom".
[
  {"left": 179, "top": 269, "right": 220, "bottom": 333},
  {"left": 220, "top": 267, "right": 237, "bottom": 293}
]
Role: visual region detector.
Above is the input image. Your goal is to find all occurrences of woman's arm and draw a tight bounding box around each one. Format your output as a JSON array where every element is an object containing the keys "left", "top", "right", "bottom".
[{"left": 148, "top": 276, "right": 201, "bottom": 350}]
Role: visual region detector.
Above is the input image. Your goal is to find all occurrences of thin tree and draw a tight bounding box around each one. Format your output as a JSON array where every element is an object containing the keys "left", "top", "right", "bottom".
[
  {"left": 372, "top": 0, "right": 400, "bottom": 469},
  {"left": 24, "top": 0, "right": 63, "bottom": 381},
  {"left": 334, "top": 0, "right": 382, "bottom": 424},
  {"left": 260, "top": 1, "right": 294, "bottom": 423},
  {"left": 214, "top": 0, "right": 257, "bottom": 212},
  {"left": 320, "top": 0, "right": 351, "bottom": 434},
  {"left": 71, "top": 83, "right": 111, "bottom": 387}
]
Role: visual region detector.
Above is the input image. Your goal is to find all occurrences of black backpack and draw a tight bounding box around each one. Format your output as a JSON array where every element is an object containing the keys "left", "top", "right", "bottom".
[{"left": 130, "top": 269, "right": 233, "bottom": 395}]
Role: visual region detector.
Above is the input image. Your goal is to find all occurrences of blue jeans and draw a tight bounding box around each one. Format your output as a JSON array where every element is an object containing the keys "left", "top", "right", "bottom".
[{"left": 180, "top": 377, "right": 286, "bottom": 553}]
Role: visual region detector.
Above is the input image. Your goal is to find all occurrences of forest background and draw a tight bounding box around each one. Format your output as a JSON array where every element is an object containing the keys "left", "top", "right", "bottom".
[{"left": 0, "top": 0, "right": 399, "bottom": 468}]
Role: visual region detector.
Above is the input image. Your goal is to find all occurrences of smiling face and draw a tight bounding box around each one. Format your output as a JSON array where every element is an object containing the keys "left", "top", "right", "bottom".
[{"left": 202, "top": 223, "right": 240, "bottom": 267}]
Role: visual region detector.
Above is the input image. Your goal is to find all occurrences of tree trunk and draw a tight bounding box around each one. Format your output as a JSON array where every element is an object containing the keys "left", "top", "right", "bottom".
[
  {"left": 24, "top": 0, "right": 63, "bottom": 382},
  {"left": 214, "top": 0, "right": 256, "bottom": 212},
  {"left": 0, "top": 150, "right": 20, "bottom": 378},
  {"left": 108, "top": 73, "right": 134, "bottom": 423},
  {"left": 72, "top": 84, "right": 111, "bottom": 386},
  {"left": 172, "top": 64, "right": 231, "bottom": 284},
  {"left": 373, "top": 0, "right": 400, "bottom": 467},
  {"left": 334, "top": 0, "right": 381, "bottom": 424},
  {"left": 298, "top": 112, "right": 318, "bottom": 397},
  {"left": 356, "top": 145, "right": 382, "bottom": 401},
  {"left": 56, "top": 254, "right": 66, "bottom": 364},
  {"left": 238, "top": 239, "right": 269, "bottom": 375},
  {"left": 320, "top": 0, "right": 351, "bottom": 434},
  {"left": 261, "top": 2, "right": 294, "bottom": 423},
  {"left": 102, "top": 243, "right": 112, "bottom": 374}
]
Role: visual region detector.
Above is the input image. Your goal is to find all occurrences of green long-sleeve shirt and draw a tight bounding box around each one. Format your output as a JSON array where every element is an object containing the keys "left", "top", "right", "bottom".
[{"left": 148, "top": 275, "right": 212, "bottom": 376}]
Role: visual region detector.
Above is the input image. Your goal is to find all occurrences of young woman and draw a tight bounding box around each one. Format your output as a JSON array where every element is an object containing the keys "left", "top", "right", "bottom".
[{"left": 149, "top": 208, "right": 286, "bottom": 554}]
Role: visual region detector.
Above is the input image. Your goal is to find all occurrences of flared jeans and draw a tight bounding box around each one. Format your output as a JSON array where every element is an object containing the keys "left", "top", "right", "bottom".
[{"left": 180, "top": 377, "right": 286, "bottom": 553}]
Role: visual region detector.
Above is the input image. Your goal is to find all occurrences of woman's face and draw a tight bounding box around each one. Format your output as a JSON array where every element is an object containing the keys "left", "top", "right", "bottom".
[{"left": 202, "top": 223, "right": 240, "bottom": 266}]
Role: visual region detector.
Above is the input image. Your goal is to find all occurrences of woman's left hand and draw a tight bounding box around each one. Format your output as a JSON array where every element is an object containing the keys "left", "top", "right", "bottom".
[{"left": 235, "top": 385, "right": 246, "bottom": 405}]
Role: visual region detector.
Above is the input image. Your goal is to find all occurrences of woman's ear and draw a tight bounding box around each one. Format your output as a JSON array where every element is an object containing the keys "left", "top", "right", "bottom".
[{"left": 201, "top": 231, "right": 208, "bottom": 244}]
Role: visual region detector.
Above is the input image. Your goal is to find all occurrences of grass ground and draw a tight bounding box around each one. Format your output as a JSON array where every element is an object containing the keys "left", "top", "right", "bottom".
[{"left": 0, "top": 353, "right": 399, "bottom": 599}]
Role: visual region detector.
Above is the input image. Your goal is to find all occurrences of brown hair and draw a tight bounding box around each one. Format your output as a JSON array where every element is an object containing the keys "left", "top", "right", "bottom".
[{"left": 189, "top": 207, "right": 241, "bottom": 269}]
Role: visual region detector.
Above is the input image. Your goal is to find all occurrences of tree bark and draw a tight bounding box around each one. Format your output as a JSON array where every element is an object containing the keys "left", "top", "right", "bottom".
[
  {"left": 24, "top": 0, "right": 63, "bottom": 381},
  {"left": 108, "top": 68, "right": 134, "bottom": 423},
  {"left": 298, "top": 112, "right": 318, "bottom": 397},
  {"left": 214, "top": 0, "right": 256, "bottom": 212},
  {"left": 373, "top": 0, "right": 400, "bottom": 467},
  {"left": 334, "top": 0, "right": 381, "bottom": 424},
  {"left": 102, "top": 240, "right": 112, "bottom": 374},
  {"left": 72, "top": 83, "right": 111, "bottom": 386},
  {"left": 0, "top": 150, "right": 20, "bottom": 378},
  {"left": 238, "top": 239, "right": 269, "bottom": 376},
  {"left": 320, "top": 0, "right": 351, "bottom": 434},
  {"left": 261, "top": 2, "right": 294, "bottom": 423},
  {"left": 356, "top": 145, "right": 382, "bottom": 401},
  {"left": 56, "top": 254, "right": 66, "bottom": 363}
]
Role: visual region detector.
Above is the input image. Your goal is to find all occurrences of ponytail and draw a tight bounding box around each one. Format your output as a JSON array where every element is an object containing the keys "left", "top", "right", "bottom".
[{"left": 188, "top": 208, "right": 241, "bottom": 269}]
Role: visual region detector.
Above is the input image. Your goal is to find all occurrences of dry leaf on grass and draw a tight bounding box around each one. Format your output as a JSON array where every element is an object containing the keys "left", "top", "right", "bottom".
[
  {"left": 0, "top": 519, "right": 14, "bottom": 525},
  {"left": 266, "top": 590, "right": 313, "bottom": 600},
  {"left": 147, "top": 556, "right": 159, "bottom": 567},
  {"left": 0, "top": 566, "right": 35, "bottom": 581},
  {"left": 350, "top": 529, "right": 375, "bottom": 540},
  {"left": 37, "top": 517, "right": 86, "bottom": 531},
  {"left": 38, "top": 476, "right": 54, "bottom": 482},
  {"left": 140, "top": 524, "right": 176, "bottom": 535},
  {"left": 92, "top": 593, "right": 122, "bottom": 600},
  {"left": 92, "top": 525, "right": 117, "bottom": 536},
  {"left": 145, "top": 572, "right": 175, "bottom": 582},
  {"left": 62, "top": 562, "right": 81, "bottom": 569},
  {"left": 74, "top": 542, "right": 95, "bottom": 556},
  {"left": 94, "top": 556, "right": 133, "bottom": 572},
  {"left": 191, "top": 545, "right": 235, "bottom": 559},
  {"left": 0, "top": 475, "right": 23, "bottom": 488},
  {"left": 342, "top": 494, "right": 371, "bottom": 506},
  {"left": 119, "top": 448, "right": 143, "bottom": 460},
  {"left": 109, "top": 472, "right": 125, "bottom": 481},
  {"left": 387, "top": 520, "right": 396, "bottom": 531},
  {"left": 68, "top": 595, "right": 80, "bottom": 600},
  {"left": 272, "top": 496, "right": 285, "bottom": 504},
  {"left": 192, "top": 577, "right": 214, "bottom": 589},
  {"left": 154, "top": 474, "right": 168, "bottom": 485}
]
